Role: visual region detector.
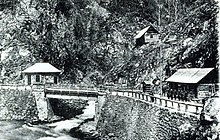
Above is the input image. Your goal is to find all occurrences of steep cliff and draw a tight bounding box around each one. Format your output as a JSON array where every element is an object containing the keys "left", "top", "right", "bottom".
[{"left": 0, "top": 0, "right": 218, "bottom": 86}]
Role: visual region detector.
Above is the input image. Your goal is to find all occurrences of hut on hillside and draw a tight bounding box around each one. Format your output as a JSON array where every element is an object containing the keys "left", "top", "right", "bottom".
[
  {"left": 165, "top": 68, "right": 217, "bottom": 101},
  {"left": 22, "top": 63, "right": 61, "bottom": 85},
  {"left": 134, "top": 25, "right": 159, "bottom": 47}
]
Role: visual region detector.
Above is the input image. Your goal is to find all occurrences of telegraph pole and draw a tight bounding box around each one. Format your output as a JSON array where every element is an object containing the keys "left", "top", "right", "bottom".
[{"left": 158, "top": 3, "right": 163, "bottom": 96}]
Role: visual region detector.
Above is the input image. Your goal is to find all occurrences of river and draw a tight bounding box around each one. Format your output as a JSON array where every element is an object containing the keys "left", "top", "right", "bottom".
[{"left": 0, "top": 101, "right": 97, "bottom": 140}]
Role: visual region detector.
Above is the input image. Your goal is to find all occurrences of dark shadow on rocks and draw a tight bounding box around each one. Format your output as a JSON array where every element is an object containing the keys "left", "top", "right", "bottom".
[{"left": 48, "top": 98, "right": 88, "bottom": 119}]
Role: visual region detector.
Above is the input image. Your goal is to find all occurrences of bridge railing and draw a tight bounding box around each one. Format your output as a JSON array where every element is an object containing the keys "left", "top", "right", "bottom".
[
  {"left": 45, "top": 83, "right": 98, "bottom": 91},
  {"left": 0, "top": 84, "right": 32, "bottom": 91},
  {"left": 110, "top": 89, "right": 203, "bottom": 114}
]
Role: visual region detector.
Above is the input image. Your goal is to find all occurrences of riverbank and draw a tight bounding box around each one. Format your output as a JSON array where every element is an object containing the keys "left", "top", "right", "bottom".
[
  {"left": 40, "top": 100, "right": 99, "bottom": 140},
  {"left": 69, "top": 100, "right": 100, "bottom": 139},
  {"left": 0, "top": 95, "right": 99, "bottom": 140}
]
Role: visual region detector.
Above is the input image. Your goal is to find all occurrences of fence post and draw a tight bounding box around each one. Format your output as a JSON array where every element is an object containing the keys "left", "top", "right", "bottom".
[
  {"left": 69, "top": 85, "right": 71, "bottom": 95},
  {"left": 165, "top": 100, "right": 167, "bottom": 107},
  {"left": 160, "top": 99, "right": 162, "bottom": 106},
  {"left": 53, "top": 87, "right": 55, "bottom": 95},
  {"left": 145, "top": 94, "right": 148, "bottom": 102},
  {"left": 178, "top": 103, "right": 180, "bottom": 111},
  {"left": 196, "top": 106, "right": 199, "bottom": 114},
  {"left": 86, "top": 90, "right": 89, "bottom": 99},
  {"left": 185, "top": 104, "right": 188, "bottom": 112}
]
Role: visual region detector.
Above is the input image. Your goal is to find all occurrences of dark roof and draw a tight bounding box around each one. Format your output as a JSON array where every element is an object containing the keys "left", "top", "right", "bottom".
[
  {"left": 134, "top": 25, "right": 159, "bottom": 39},
  {"left": 166, "top": 68, "right": 214, "bottom": 84}
]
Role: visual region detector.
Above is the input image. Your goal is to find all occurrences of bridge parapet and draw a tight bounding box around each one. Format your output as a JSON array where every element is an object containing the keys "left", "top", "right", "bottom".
[
  {"left": 45, "top": 88, "right": 99, "bottom": 97},
  {"left": 45, "top": 84, "right": 97, "bottom": 91},
  {"left": 0, "top": 84, "right": 32, "bottom": 91},
  {"left": 109, "top": 89, "right": 203, "bottom": 115}
]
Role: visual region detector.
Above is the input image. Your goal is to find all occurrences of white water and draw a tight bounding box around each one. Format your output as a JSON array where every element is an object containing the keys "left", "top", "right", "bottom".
[{"left": 0, "top": 101, "right": 96, "bottom": 140}]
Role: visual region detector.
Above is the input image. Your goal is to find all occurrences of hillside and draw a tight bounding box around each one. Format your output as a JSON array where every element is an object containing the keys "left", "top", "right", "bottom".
[{"left": 0, "top": 0, "right": 218, "bottom": 86}]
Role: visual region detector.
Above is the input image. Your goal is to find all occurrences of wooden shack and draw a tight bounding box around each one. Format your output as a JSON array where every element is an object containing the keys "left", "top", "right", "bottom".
[
  {"left": 22, "top": 63, "right": 61, "bottom": 85},
  {"left": 134, "top": 25, "right": 159, "bottom": 47},
  {"left": 165, "top": 68, "right": 216, "bottom": 100}
]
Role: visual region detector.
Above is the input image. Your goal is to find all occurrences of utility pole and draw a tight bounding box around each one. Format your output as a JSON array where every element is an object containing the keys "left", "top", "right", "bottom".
[{"left": 158, "top": 3, "right": 163, "bottom": 96}]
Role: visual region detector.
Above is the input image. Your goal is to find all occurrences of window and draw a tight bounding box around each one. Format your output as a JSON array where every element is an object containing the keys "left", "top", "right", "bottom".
[
  {"left": 54, "top": 76, "right": 58, "bottom": 84},
  {"left": 150, "top": 34, "right": 153, "bottom": 38},
  {"left": 28, "top": 75, "right": 31, "bottom": 85},
  {"left": 36, "top": 75, "right": 40, "bottom": 82}
]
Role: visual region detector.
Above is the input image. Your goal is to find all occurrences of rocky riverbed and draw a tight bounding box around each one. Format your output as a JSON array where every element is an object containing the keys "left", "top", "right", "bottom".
[{"left": 0, "top": 99, "right": 99, "bottom": 140}]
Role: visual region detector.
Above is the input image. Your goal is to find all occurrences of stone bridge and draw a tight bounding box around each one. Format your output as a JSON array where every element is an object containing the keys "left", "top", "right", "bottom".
[{"left": 0, "top": 84, "right": 203, "bottom": 122}]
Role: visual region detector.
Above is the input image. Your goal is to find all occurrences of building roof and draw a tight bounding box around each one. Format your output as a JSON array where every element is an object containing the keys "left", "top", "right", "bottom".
[
  {"left": 23, "top": 63, "right": 61, "bottom": 74},
  {"left": 166, "top": 68, "right": 214, "bottom": 84},
  {"left": 134, "top": 25, "right": 159, "bottom": 39}
]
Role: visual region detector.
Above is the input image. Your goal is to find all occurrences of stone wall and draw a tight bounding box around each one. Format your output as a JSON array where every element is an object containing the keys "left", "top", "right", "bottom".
[
  {"left": 97, "top": 95, "right": 199, "bottom": 140},
  {"left": 0, "top": 89, "right": 38, "bottom": 122}
]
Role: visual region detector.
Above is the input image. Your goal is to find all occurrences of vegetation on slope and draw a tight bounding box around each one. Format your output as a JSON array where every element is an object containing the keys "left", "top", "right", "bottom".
[{"left": 0, "top": 0, "right": 218, "bottom": 86}]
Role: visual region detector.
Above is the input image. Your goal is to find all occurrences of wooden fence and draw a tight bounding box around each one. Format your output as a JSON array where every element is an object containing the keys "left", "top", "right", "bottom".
[
  {"left": 111, "top": 89, "right": 203, "bottom": 114},
  {"left": 0, "top": 84, "right": 32, "bottom": 91}
]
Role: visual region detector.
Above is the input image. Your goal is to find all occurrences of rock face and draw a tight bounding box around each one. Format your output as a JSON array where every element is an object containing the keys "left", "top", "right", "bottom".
[
  {"left": 198, "top": 93, "right": 220, "bottom": 140},
  {"left": 97, "top": 95, "right": 199, "bottom": 140},
  {"left": 0, "top": 89, "right": 38, "bottom": 122}
]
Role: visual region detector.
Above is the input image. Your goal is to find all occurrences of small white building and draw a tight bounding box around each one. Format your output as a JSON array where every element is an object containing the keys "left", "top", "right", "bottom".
[
  {"left": 134, "top": 25, "right": 159, "bottom": 47},
  {"left": 22, "top": 63, "right": 61, "bottom": 85}
]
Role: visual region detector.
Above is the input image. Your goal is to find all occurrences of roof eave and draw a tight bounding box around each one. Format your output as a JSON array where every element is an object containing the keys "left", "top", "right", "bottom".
[{"left": 22, "top": 71, "right": 61, "bottom": 74}]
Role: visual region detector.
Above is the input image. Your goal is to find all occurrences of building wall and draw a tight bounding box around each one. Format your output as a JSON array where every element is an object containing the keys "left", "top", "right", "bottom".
[
  {"left": 135, "top": 36, "right": 145, "bottom": 47},
  {"left": 144, "top": 33, "right": 159, "bottom": 43},
  {"left": 97, "top": 95, "right": 199, "bottom": 140},
  {"left": 24, "top": 74, "right": 58, "bottom": 85}
]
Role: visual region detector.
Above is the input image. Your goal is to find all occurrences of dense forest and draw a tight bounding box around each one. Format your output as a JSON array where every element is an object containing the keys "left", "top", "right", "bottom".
[{"left": 0, "top": 0, "right": 218, "bottom": 86}]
